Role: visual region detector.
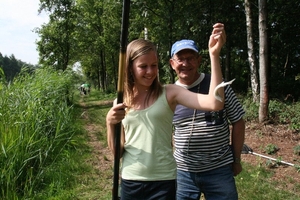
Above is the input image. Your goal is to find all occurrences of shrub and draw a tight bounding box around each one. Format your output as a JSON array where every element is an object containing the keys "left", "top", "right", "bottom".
[
  {"left": 265, "top": 144, "right": 279, "bottom": 155},
  {"left": 294, "top": 145, "right": 300, "bottom": 156},
  {"left": 240, "top": 96, "right": 300, "bottom": 132},
  {"left": 240, "top": 97, "right": 259, "bottom": 122}
]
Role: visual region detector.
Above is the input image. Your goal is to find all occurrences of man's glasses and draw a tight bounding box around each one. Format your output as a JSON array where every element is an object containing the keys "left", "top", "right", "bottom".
[{"left": 172, "top": 56, "right": 197, "bottom": 65}]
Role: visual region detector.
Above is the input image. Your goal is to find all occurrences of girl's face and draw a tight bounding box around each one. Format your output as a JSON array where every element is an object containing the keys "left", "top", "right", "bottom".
[{"left": 132, "top": 50, "right": 158, "bottom": 89}]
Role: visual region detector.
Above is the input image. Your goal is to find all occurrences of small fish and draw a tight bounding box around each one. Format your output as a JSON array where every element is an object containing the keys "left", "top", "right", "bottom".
[{"left": 214, "top": 79, "right": 236, "bottom": 102}]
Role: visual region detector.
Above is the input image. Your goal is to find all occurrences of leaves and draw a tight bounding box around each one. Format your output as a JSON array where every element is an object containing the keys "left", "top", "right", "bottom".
[{"left": 32, "top": 0, "right": 300, "bottom": 99}]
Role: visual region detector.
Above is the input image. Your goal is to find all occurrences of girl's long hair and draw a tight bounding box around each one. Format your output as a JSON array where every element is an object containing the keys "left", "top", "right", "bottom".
[{"left": 124, "top": 39, "right": 163, "bottom": 110}]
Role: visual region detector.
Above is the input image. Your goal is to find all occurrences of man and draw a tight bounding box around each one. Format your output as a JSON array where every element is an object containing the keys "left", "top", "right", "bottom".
[{"left": 170, "top": 24, "right": 245, "bottom": 200}]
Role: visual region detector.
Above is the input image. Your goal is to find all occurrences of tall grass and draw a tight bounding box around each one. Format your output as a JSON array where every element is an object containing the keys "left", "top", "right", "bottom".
[{"left": 0, "top": 67, "right": 78, "bottom": 199}]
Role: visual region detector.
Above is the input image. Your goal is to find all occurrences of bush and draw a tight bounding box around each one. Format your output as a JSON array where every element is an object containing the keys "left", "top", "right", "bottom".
[
  {"left": 240, "top": 96, "right": 259, "bottom": 122},
  {"left": 241, "top": 96, "right": 300, "bottom": 132},
  {"left": 294, "top": 145, "right": 300, "bottom": 156},
  {"left": 265, "top": 144, "right": 279, "bottom": 155}
]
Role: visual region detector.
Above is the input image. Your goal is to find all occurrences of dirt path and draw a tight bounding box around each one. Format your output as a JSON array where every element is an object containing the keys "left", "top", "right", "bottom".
[
  {"left": 78, "top": 98, "right": 114, "bottom": 198},
  {"left": 80, "top": 99, "right": 113, "bottom": 169}
]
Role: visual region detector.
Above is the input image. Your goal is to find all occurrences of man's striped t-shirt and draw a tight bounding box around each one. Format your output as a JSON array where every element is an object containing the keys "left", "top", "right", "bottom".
[{"left": 173, "top": 73, "right": 245, "bottom": 172}]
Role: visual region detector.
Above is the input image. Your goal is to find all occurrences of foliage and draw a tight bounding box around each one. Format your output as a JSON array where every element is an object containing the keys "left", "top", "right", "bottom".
[
  {"left": 264, "top": 144, "right": 279, "bottom": 155},
  {"left": 239, "top": 94, "right": 259, "bottom": 122},
  {"left": 33, "top": 0, "right": 300, "bottom": 100},
  {"left": 268, "top": 99, "right": 300, "bottom": 131},
  {"left": 36, "top": 0, "right": 78, "bottom": 71},
  {"left": 268, "top": 1, "right": 300, "bottom": 99},
  {"left": 241, "top": 96, "right": 300, "bottom": 132},
  {"left": 294, "top": 145, "right": 300, "bottom": 156},
  {"left": 74, "top": 0, "right": 122, "bottom": 91},
  {"left": 0, "top": 67, "right": 79, "bottom": 199},
  {"left": 0, "top": 67, "right": 5, "bottom": 90},
  {"left": 268, "top": 99, "right": 289, "bottom": 123},
  {"left": 0, "top": 53, "right": 36, "bottom": 83}
]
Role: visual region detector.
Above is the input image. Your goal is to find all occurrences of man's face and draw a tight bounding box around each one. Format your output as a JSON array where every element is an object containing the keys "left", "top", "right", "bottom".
[{"left": 170, "top": 49, "right": 201, "bottom": 84}]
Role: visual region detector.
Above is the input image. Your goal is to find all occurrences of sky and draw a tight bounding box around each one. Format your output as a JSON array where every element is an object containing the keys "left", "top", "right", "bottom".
[{"left": 0, "top": 0, "right": 49, "bottom": 65}]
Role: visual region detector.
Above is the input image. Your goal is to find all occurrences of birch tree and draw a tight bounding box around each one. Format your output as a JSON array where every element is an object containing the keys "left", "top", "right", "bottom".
[
  {"left": 245, "top": 0, "right": 259, "bottom": 102},
  {"left": 258, "top": 0, "right": 269, "bottom": 122}
]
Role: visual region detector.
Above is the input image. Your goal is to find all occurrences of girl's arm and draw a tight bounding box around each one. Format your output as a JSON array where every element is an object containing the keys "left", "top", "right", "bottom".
[
  {"left": 208, "top": 23, "right": 226, "bottom": 104},
  {"left": 167, "top": 23, "right": 226, "bottom": 111}
]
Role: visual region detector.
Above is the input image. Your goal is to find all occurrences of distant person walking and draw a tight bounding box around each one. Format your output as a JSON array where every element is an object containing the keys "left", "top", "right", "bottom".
[{"left": 80, "top": 83, "right": 90, "bottom": 95}]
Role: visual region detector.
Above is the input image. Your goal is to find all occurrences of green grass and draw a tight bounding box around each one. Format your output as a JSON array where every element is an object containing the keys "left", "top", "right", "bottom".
[{"left": 236, "top": 163, "right": 300, "bottom": 200}]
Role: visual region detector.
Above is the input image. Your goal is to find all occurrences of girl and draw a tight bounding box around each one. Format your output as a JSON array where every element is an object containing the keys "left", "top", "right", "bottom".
[{"left": 106, "top": 23, "right": 226, "bottom": 200}]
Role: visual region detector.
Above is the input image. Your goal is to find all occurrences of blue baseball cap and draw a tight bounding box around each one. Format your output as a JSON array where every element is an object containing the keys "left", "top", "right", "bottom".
[{"left": 171, "top": 39, "right": 199, "bottom": 57}]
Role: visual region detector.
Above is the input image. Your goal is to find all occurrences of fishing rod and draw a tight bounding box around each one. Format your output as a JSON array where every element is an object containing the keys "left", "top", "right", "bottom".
[
  {"left": 242, "top": 144, "right": 295, "bottom": 167},
  {"left": 112, "top": 0, "right": 130, "bottom": 199}
]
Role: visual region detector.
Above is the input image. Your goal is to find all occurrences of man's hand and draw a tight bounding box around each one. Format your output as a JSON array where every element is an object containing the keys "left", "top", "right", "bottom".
[{"left": 232, "top": 162, "right": 243, "bottom": 176}]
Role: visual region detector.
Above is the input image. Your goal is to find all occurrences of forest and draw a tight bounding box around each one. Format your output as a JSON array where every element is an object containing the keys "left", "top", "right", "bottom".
[{"left": 1, "top": 0, "right": 300, "bottom": 101}]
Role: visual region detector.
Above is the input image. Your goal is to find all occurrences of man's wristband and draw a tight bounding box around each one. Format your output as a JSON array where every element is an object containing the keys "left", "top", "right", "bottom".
[{"left": 234, "top": 157, "right": 241, "bottom": 164}]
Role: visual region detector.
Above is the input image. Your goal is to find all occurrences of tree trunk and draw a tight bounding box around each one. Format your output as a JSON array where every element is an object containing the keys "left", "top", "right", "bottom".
[
  {"left": 97, "top": 62, "right": 101, "bottom": 91},
  {"left": 258, "top": 0, "right": 269, "bottom": 123},
  {"left": 100, "top": 50, "right": 106, "bottom": 91},
  {"left": 245, "top": 0, "right": 259, "bottom": 103},
  {"left": 168, "top": 1, "right": 175, "bottom": 83}
]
